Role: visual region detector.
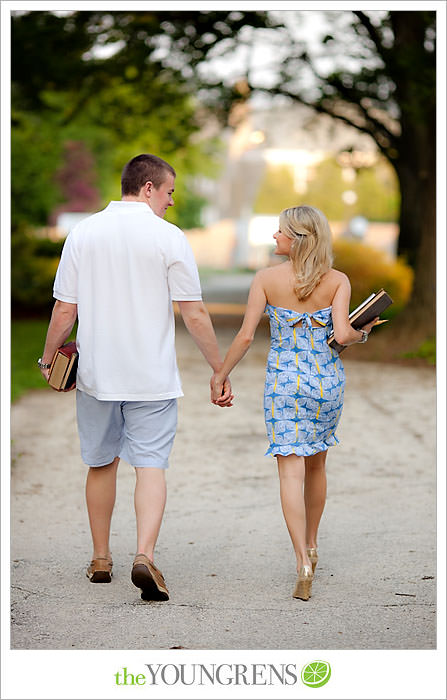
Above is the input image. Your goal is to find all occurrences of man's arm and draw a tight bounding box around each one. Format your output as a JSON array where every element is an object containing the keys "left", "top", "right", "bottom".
[
  {"left": 176, "top": 300, "right": 233, "bottom": 406},
  {"left": 39, "top": 300, "right": 78, "bottom": 384}
]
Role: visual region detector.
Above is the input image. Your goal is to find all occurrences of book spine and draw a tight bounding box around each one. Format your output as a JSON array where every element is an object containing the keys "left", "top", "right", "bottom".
[
  {"left": 61, "top": 353, "right": 78, "bottom": 390},
  {"left": 350, "top": 295, "right": 392, "bottom": 329},
  {"left": 348, "top": 292, "right": 376, "bottom": 319}
]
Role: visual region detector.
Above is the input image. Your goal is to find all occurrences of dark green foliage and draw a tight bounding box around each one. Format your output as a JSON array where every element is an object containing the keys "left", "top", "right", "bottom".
[
  {"left": 12, "top": 10, "right": 275, "bottom": 312},
  {"left": 11, "top": 10, "right": 274, "bottom": 232},
  {"left": 11, "top": 10, "right": 276, "bottom": 120},
  {"left": 11, "top": 112, "right": 64, "bottom": 229},
  {"left": 11, "top": 231, "right": 61, "bottom": 314}
]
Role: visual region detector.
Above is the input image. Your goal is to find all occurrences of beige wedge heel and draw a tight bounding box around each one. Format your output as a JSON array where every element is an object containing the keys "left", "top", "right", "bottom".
[{"left": 293, "top": 565, "right": 314, "bottom": 600}]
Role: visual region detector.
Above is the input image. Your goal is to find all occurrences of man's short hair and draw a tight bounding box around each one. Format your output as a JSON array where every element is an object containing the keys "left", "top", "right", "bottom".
[{"left": 121, "top": 154, "right": 176, "bottom": 196}]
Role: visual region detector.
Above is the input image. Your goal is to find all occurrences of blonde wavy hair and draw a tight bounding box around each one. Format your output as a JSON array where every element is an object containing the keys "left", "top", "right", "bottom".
[{"left": 279, "top": 205, "right": 333, "bottom": 300}]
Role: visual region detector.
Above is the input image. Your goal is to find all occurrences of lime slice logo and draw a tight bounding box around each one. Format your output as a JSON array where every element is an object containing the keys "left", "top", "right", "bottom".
[{"left": 301, "top": 660, "right": 331, "bottom": 688}]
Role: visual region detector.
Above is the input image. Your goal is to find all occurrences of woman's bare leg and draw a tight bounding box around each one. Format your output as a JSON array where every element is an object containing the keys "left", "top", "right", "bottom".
[
  {"left": 304, "top": 450, "right": 328, "bottom": 549},
  {"left": 277, "top": 454, "right": 312, "bottom": 571}
]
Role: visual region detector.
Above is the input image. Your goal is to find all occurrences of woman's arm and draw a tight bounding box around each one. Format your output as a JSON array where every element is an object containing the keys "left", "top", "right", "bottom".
[
  {"left": 211, "top": 272, "right": 267, "bottom": 404},
  {"left": 331, "top": 274, "right": 378, "bottom": 346}
]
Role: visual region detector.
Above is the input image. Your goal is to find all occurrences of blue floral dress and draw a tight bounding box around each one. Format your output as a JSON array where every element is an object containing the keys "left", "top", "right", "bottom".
[{"left": 264, "top": 304, "right": 345, "bottom": 457}]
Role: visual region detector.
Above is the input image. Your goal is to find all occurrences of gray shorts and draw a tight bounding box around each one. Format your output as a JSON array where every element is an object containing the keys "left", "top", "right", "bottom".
[{"left": 76, "top": 390, "right": 177, "bottom": 468}]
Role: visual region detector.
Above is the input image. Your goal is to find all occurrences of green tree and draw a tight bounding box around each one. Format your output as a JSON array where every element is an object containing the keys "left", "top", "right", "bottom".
[
  {"left": 11, "top": 11, "right": 276, "bottom": 119},
  {"left": 11, "top": 10, "right": 276, "bottom": 230},
  {"left": 11, "top": 10, "right": 280, "bottom": 313},
  {"left": 11, "top": 111, "right": 63, "bottom": 229},
  {"left": 257, "top": 11, "right": 435, "bottom": 326},
  {"left": 12, "top": 10, "right": 435, "bottom": 331}
]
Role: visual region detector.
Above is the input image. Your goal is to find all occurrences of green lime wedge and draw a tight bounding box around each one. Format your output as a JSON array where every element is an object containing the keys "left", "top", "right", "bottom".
[{"left": 301, "top": 660, "right": 331, "bottom": 688}]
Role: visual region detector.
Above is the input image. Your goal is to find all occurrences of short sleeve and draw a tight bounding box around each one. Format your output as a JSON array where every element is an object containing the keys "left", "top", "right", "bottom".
[
  {"left": 53, "top": 232, "right": 78, "bottom": 303},
  {"left": 167, "top": 233, "right": 202, "bottom": 301}
]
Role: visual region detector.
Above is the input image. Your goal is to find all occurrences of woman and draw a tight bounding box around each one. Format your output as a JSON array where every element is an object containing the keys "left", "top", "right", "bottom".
[{"left": 211, "top": 205, "right": 378, "bottom": 600}]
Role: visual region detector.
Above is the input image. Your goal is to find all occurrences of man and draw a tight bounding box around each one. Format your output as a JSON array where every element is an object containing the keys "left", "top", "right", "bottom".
[{"left": 38, "top": 153, "right": 232, "bottom": 601}]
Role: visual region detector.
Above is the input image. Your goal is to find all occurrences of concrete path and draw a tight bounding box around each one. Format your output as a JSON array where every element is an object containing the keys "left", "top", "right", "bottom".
[{"left": 10, "top": 324, "right": 436, "bottom": 650}]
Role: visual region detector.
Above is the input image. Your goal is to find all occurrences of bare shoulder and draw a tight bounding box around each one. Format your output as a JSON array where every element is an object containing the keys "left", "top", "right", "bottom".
[
  {"left": 257, "top": 262, "right": 290, "bottom": 281},
  {"left": 327, "top": 268, "right": 350, "bottom": 290}
]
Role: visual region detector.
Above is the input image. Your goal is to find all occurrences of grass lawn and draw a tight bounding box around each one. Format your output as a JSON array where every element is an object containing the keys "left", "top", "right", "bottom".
[{"left": 11, "top": 319, "right": 76, "bottom": 402}]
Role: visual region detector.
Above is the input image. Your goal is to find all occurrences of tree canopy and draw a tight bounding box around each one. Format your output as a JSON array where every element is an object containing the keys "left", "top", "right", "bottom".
[
  {"left": 11, "top": 10, "right": 437, "bottom": 330},
  {"left": 246, "top": 10, "right": 436, "bottom": 324},
  {"left": 11, "top": 9, "right": 277, "bottom": 230}
]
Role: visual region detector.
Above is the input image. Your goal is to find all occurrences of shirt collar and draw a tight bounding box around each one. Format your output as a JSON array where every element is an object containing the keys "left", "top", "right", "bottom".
[{"left": 106, "top": 200, "right": 154, "bottom": 213}]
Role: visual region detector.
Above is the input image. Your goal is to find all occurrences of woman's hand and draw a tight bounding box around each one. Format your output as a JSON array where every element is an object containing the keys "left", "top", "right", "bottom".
[
  {"left": 210, "top": 374, "right": 234, "bottom": 407},
  {"left": 361, "top": 316, "right": 380, "bottom": 335}
]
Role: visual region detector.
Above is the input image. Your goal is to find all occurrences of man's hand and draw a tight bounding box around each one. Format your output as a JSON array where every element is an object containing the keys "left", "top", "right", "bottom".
[
  {"left": 62, "top": 381, "right": 77, "bottom": 392},
  {"left": 40, "top": 367, "right": 51, "bottom": 383},
  {"left": 39, "top": 366, "right": 76, "bottom": 392},
  {"left": 210, "top": 374, "right": 234, "bottom": 407},
  {"left": 39, "top": 300, "right": 78, "bottom": 391}
]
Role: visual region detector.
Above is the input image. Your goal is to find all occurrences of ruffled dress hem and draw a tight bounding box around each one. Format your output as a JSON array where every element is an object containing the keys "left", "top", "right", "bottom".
[{"left": 264, "top": 435, "right": 339, "bottom": 458}]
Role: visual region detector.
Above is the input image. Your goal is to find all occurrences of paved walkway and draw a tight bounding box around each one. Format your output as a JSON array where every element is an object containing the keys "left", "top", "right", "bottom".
[{"left": 10, "top": 324, "right": 436, "bottom": 649}]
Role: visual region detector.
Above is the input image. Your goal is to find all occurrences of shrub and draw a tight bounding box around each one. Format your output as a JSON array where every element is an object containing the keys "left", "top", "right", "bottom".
[
  {"left": 11, "top": 230, "right": 61, "bottom": 315},
  {"left": 401, "top": 337, "right": 436, "bottom": 365},
  {"left": 332, "top": 238, "right": 413, "bottom": 314}
]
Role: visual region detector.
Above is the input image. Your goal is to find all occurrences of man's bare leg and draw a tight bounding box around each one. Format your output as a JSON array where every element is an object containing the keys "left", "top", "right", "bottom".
[
  {"left": 134, "top": 467, "right": 167, "bottom": 561},
  {"left": 85, "top": 457, "right": 119, "bottom": 560}
]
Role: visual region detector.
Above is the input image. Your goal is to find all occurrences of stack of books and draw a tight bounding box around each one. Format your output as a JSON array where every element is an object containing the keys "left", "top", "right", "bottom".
[
  {"left": 48, "top": 341, "right": 78, "bottom": 390},
  {"left": 328, "top": 288, "right": 393, "bottom": 353}
]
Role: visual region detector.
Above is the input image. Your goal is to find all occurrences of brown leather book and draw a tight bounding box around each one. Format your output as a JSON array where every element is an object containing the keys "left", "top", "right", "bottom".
[
  {"left": 48, "top": 341, "right": 78, "bottom": 390},
  {"left": 328, "top": 288, "right": 393, "bottom": 353}
]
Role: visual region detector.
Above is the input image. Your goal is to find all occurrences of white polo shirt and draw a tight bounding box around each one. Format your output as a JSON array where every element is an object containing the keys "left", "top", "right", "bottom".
[{"left": 53, "top": 201, "right": 202, "bottom": 400}]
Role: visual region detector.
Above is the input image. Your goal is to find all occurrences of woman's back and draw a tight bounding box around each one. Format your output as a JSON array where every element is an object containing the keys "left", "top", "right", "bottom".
[{"left": 260, "top": 262, "right": 344, "bottom": 318}]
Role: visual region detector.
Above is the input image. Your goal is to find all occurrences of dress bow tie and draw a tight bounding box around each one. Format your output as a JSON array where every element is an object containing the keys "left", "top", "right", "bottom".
[{"left": 285, "top": 311, "right": 327, "bottom": 330}]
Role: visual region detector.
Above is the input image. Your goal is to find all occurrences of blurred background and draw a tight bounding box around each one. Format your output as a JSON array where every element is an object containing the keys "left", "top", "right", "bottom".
[{"left": 10, "top": 9, "right": 436, "bottom": 399}]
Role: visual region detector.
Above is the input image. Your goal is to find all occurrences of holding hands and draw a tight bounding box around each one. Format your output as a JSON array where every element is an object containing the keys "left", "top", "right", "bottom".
[
  {"left": 209, "top": 272, "right": 268, "bottom": 409},
  {"left": 210, "top": 373, "right": 234, "bottom": 407},
  {"left": 209, "top": 316, "right": 383, "bottom": 408}
]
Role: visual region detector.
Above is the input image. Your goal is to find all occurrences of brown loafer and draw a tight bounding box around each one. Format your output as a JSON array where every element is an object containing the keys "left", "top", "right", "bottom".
[
  {"left": 86, "top": 556, "right": 113, "bottom": 583},
  {"left": 131, "top": 553, "right": 169, "bottom": 601}
]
